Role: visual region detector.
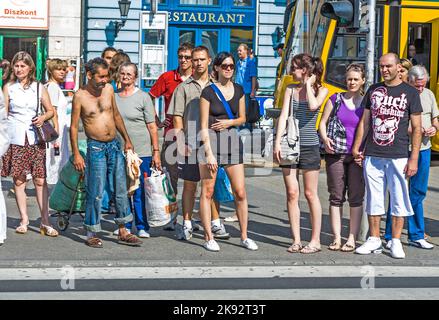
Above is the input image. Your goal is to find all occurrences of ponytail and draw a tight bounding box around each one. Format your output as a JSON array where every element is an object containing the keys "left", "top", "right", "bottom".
[
  {"left": 311, "top": 57, "right": 323, "bottom": 95},
  {"left": 291, "top": 53, "right": 324, "bottom": 95}
]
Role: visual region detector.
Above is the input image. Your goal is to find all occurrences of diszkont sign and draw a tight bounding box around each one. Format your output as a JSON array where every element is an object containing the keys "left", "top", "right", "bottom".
[{"left": 0, "top": 0, "right": 49, "bottom": 30}]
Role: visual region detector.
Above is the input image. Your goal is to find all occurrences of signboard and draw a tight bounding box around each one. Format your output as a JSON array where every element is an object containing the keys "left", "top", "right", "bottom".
[
  {"left": 140, "top": 11, "right": 168, "bottom": 80},
  {"left": 168, "top": 10, "right": 255, "bottom": 26},
  {"left": 0, "top": 0, "right": 49, "bottom": 30},
  {"left": 142, "top": 44, "right": 165, "bottom": 79}
]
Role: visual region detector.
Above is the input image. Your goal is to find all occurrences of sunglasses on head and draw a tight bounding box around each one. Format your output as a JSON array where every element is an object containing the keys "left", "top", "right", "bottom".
[
  {"left": 178, "top": 55, "right": 192, "bottom": 60},
  {"left": 220, "top": 63, "right": 235, "bottom": 70}
]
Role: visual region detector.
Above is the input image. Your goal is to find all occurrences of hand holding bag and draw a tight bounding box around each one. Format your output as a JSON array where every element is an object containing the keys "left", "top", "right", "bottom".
[
  {"left": 33, "top": 82, "right": 59, "bottom": 144},
  {"left": 323, "top": 93, "right": 347, "bottom": 154}
]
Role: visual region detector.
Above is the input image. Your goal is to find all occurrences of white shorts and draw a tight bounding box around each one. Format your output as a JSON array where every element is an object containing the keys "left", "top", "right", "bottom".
[{"left": 364, "top": 156, "right": 414, "bottom": 217}]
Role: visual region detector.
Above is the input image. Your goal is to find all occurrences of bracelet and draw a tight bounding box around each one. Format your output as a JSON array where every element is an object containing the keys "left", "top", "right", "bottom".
[{"left": 153, "top": 149, "right": 160, "bottom": 152}]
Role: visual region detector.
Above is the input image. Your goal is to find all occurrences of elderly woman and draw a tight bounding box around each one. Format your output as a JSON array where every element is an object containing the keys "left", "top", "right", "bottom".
[
  {"left": 45, "top": 58, "right": 70, "bottom": 185},
  {"left": 113, "top": 62, "right": 161, "bottom": 238},
  {"left": 1, "top": 51, "right": 58, "bottom": 237},
  {"left": 384, "top": 65, "right": 438, "bottom": 249}
]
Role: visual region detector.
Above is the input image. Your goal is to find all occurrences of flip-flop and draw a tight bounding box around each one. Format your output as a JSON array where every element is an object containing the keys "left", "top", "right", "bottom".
[
  {"left": 300, "top": 245, "right": 321, "bottom": 254},
  {"left": 85, "top": 237, "right": 103, "bottom": 248},
  {"left": 287, "top": 243, "right": 303, "bottom": 253},
  {"left": 224, "top": 216, "right": 239, "bottom": 222},
  {"left": 341, "top": 243, "right": 356, "bottom": 252},
  {"left": 117, "top": 233, "right": 143, "bottom": 247},
  {"left": 328, "top": 241, "right": 341, "bottom": 251}
]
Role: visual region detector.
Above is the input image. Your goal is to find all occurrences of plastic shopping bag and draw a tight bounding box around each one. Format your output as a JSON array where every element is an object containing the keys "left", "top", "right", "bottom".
[
  {"left": 144, "top": 168, "right": 178, "bottom": 227},
  {"left": 213, "top": 166, "right": 234, "bottom": 203}
]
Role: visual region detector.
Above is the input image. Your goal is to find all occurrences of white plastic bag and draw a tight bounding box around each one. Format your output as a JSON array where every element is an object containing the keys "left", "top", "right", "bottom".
[{"left": 144, "top": 168, "right": 178, "bottom": 227}]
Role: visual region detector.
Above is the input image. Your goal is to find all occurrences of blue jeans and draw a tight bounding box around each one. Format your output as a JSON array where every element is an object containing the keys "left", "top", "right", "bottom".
[
  {"left": 125, "top": 156, "right": 152, "bottom": 231},
  {"left": 384, "top": 149, "right": 430, "bottom": 241},
  {"left": 84, "top": 139, "right": 132, "bottom": 232}
]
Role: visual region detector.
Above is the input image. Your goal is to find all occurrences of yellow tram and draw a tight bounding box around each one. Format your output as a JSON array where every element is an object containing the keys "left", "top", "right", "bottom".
[{"left": 275, "top": 0, "right": 439, "bottom": 150}]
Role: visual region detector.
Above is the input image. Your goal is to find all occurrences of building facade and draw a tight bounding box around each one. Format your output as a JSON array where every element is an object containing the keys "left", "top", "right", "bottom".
[
  {"left": 84, "top": 0, "right": 285, "bottom": 90},
  {"left": 0, "top": 0, "right": 82, "bottom": 82}
]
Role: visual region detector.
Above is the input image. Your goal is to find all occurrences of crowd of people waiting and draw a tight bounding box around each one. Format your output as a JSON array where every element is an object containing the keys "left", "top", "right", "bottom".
[{"left": 0, "top": 44, "right": 437, "bottom": 260}]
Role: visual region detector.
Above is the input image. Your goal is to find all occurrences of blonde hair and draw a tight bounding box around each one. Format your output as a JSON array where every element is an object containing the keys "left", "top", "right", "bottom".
[
  {"left": 400, "top": 58, "right": 413, "bottom": 72},
  {"left": 9, "top": 51, "right": 36, "bottom": 88},
  {"left": 47, "top": 59, "right": 68, "bottom": 79}
]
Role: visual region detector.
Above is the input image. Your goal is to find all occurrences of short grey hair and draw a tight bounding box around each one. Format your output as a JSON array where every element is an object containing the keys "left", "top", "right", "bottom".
[{"left": 408, "top": 65, "right": 429, "bottom": 82}]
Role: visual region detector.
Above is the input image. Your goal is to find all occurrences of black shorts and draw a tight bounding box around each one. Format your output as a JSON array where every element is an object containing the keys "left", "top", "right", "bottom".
[
  {"left": 280, "top": 145, "right": 321, "bottom": 170},
  {"left": 178, "top": 163, "right": 200, "bottom": 182}
]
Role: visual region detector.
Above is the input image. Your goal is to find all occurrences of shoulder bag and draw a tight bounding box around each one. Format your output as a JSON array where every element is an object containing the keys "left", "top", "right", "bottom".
[
  {"left": 324, "top": 93, "right": 347, "bottom": 154},
  {"left": 279, "top": 88, "right": 300, "bottom": 165},
  {"left": 33, "top": 82, "right": 59, "bottom": 144}
]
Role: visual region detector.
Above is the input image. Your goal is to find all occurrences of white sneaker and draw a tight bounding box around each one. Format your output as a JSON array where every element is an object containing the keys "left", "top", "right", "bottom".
[
  {"left": 390, "top": 238, "right": 406, "bottom": 259},
  {"left": 212, "top": 224, "right": 230, "bottom": 239},
  {"left": 182, "top": 226, "right": 193, "bottom": 240},
  {"left": 137, "top": 230, "right": 150, "bottom": 238},
  {"left": 355, "top": 237, "right": 383, "bottom": 255},
  {"left": 241, "top": 238, "right": 258, "bottom": 251},
  {"left": 408, "top": 239, "right": 434, "bottom": 250},
  {"left": 113, "top": 228, "right": 131, "bottom": 236},
  {"left": 203, "top": 239, "right": 220, "bottom": 252},
  {"left": 386, "top": 240, "right": 392, "bottom": 249}
]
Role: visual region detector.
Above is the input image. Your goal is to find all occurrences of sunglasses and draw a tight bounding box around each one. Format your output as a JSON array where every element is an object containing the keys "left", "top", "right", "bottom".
[
  {"left": 220, "top": 63, "right": 235, "bottom": 70},
  {"left": 178, "top": 55, "right": 192, "bottom": 60}
]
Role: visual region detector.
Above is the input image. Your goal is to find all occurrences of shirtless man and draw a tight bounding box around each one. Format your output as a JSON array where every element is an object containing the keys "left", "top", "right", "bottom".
[{"left": 70, "top": 57, "right": 142, "bottom": 248}]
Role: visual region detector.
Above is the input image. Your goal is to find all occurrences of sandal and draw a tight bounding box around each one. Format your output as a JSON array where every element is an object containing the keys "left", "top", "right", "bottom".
[
  {"left": 287, "top": 243, "right": 303, "bottom": 253},
  {"left": 300, "top": 245, "right": 321, "bottom": 254},
  {"left": 16, "top": 222, "right": 29, "bottom": 234},
  {"left": 40, "top": 224, "right": 59, "bottom": 237},
  {"left": 341, "top": 243, "right": 356, "bottom": 252},
  {"left": 118, "top": 233, "right": 143, "bottom": 247},
  {"left": 328, "top": 240, "right": 341, "bottom": 251},
  {"left": 85, "top": 237, "right": 103, "bottom": 248}
]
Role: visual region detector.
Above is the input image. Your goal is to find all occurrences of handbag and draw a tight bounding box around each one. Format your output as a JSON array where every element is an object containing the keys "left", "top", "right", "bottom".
[
  {"left": 321, "top": 93, "right": 347, "bottom": 154},
  {"left": 279, "top": 89, "right": 300, "bottom": 165},
  {"left": 247, "top": 98, "right": 262, "bottom": 123},
  {"left": 33, "top": 82, "right": 59, "bottom": 143}
]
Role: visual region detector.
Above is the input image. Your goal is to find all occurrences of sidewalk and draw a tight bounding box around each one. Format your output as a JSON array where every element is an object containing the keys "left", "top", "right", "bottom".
[{"left": 1, "top": 161, "right": 438, "bottom": 268}]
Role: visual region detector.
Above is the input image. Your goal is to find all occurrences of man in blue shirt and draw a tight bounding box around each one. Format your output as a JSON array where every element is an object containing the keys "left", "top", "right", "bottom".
[{"left": 236, "top": 44, "right": 258, "bottom": 129}]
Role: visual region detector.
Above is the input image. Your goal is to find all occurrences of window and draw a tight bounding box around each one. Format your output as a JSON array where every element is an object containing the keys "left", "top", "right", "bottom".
[
  {"left": 233, "top": 0, "right": 252, "bottom": 6},
  {"left": 407, "top": 23, "right": 431, "bottom": 72},
  {"left": 180, "top": 0, "right": 218, "bottom": 5},
  {"left": 230, "top": 28, "right": 254, "bottom": 62},
  {"left": 202, "top": 31, "right": 218, "bottom": 58},
  {"left": 325, "top": 4, "right": 384, "bottom": 88}
]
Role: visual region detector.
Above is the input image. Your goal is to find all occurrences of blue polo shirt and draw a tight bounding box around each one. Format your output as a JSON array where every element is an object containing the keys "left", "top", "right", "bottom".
[{"left": 235, "top": 57, "right": 257, "bottom": 94}]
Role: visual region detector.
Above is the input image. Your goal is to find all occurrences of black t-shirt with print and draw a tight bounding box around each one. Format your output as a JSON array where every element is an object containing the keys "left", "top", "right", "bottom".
[{"left": 363, "top": 81, "right": 422, "bottom": 158}]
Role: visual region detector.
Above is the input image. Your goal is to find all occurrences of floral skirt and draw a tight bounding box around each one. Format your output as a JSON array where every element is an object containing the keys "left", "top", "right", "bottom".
[{"left": 1, "top": 137, "right": 46, "bottom": 179}]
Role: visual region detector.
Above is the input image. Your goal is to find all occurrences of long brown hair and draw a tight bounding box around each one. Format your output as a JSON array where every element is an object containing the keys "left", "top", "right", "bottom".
[
  {"left": 109, "top": 51, "right": 131, "bottom": 82},
  {"left": 9, "top": 51, "right": 36, "bottom": 88},
  {"left": 291, "top": 53, "right": 323, "bottom": 94}
]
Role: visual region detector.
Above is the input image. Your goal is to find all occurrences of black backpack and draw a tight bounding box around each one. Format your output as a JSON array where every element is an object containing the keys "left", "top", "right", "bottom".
[{"left": 247, "top": 98, "right": 262, "bottom": 123}]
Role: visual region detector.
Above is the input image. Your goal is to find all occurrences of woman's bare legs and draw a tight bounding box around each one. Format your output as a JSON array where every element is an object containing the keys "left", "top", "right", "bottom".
[
  {"left": 224, "top": 164, "right": 248, "bottom": 240},
  {"left": 346, "top": 206, "right": 363, "bottom": 246},
  {"left": 329, "top": 205, "right": 343, "bottom": 246},
  {"left": 199, "top": 164, "right": 217, "bottom": 241},
  {"left": 33, "top": 177, "right": 50, "bottom": 225},
  {"left": 302, "top": 169, "right": 322, "bottom": 248},
  {"left": 13, "top": 175, "right": 29, "bottom": 225},
  {"left": 282, "top": 168, "right": 301, "bottom": 247}
]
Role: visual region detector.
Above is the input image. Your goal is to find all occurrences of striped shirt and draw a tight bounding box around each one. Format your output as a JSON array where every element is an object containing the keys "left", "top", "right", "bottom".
[{"left": 291, "top": 95, "right": 320, "bottom": 146}]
